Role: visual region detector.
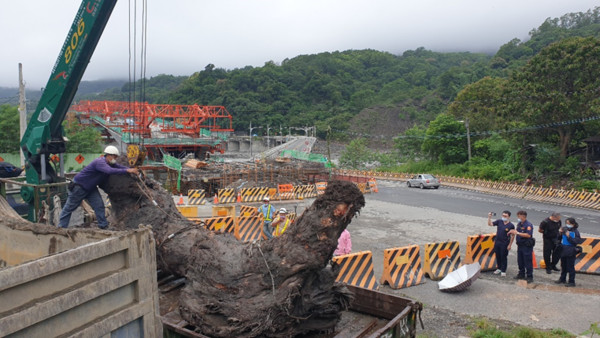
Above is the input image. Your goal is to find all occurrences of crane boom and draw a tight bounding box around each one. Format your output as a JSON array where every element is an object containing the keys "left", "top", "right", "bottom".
[{"left": 20, "top": 0, "right": 117, "bottom": 185}]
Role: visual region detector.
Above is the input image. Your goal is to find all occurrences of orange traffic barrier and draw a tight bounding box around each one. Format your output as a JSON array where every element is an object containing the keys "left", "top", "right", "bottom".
[
  {"left": 239, "top": 205, "right": 258, "bottom": 217},
  {"left": 332, "top": 251, "right": 379, "bottom": 290},
  {"left": 380, "top": 245, "right": 424, "bottom": 289},
  {"left": 217, "top": 188, "right": 235, "bottom": 204},
  {"left": 575, "top": 237, "right": 600, "bottom": 275},
  {"left": 368, "top": 179, "right": 378, "bottom": 193},
  {"left": 315, "top": 182, "right": 327, "bottom": 195},
  {"left": 187, "top": 189, "right": 206, "bottom": 205},
  {"left": 422, "top": 241, "right": 461, "bottom": 280},
  {"left": 464, "top": 234, "right": 497, "bottom": 271},
  {"left": 235, "top": 216, "right": 264, "bottom": 242},
  {"left": 204, "top": 216, "right": 236, "bottom": 233}
]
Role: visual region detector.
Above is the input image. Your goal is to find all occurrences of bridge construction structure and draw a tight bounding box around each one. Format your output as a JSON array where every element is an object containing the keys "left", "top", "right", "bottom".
[{"left": 70, "top": 100, "right": 234, "bottom": 162}]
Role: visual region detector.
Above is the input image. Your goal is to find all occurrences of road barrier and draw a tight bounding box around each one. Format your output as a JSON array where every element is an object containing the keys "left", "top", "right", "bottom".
[
  {"left": 203, "top": 216, "right": 234, "bottom": 233},
  {"left": 422, "top": 241, "right": 461, "bottom": 280},
  {"left": 575, "top": 237, "right": 600, "bottom": 275},
  {"left": 464, "top": 234, "right": 497, "bottom": 271},
  {"left": 368, "top": 179, "right": 378, "bottom": 193},
  {"left": 315, "top": 182, "right": 327, "bottom": 195},
  {"left": 240, "top": 187, "right": 270, "bottom": 203},
  {"left": 276, "top": 184, "right": 295, "bottom": 200},
  {"left": 294, "top": 185, "right": 317, "bottom": 199},
  {"left": 235, "top": 216, "right": 264, "bottom": 242},
  {"left": 187, "top": 189, "right": 206, "bottom": 205},
  {"left": 356, "top": 182, "right": 369, "bottom": 194},
  {"left": 176, "top": 206, "right": 197, "bottom": 218},
  {"left": 217, "top": 188, "right": 236, "bottom": 204},
  {"left": 239, "top": 205, "right": 258, "bottom": 217},
  {"left": 380, "top": 245, "right": 424, "bottom": 289},
  {"left": 332, "top": 251, "right": 379, "bottom": 290}
]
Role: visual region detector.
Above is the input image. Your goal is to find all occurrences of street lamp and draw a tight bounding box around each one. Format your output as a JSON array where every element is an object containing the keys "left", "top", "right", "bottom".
[
  {"left": 459, "top": 118, "right": 472, "bottom": 161},
  {"left": 266, "top": 124, "right": 273, "bottom": 149},
  {"left": 249, "top": 122, "right": 262, "bottom": 157}
]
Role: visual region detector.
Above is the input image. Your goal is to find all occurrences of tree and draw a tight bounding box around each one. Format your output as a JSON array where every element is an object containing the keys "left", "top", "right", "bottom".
[
  {"left": 63, "top": 113, "right": 103, "bottom": 153},
  {"left": 0, "top": 104, "right": 20, "bottom": 153},
  {"left": 421, "top": 114, "right": 467, "bottom": 164},
  {"left": 394, "top": 125, "right": 426, "bottom": 160},
  {"left": 511, "top": 37, "right": 600, "bottom": 158},
  {"left": 340, "top": 138, "right": 371, "bottom": 169}
]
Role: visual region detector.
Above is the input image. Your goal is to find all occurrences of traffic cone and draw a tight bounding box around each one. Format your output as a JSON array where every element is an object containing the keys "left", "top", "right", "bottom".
[
  {"left": 237, "top": 192, "right": 242, "bottom": 203},
  {"left": 177, "top": 194, "right": 184, "bottom": 205},
  {"left": 532, "top": 252, "right": 538, "bottom": 269},
  {"left": 213, "top": 194, "right": 219, "bottom": 204}
]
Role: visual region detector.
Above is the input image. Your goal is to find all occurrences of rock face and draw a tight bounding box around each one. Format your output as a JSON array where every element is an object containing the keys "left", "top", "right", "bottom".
[{"left": 104, "top": 174, "right": 365, "bottom": 337}]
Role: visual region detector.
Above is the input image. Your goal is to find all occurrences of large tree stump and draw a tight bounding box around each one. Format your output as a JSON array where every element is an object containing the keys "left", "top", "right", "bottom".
[{"left": 105, "top": 175, "right": 365, "bottom": 337}]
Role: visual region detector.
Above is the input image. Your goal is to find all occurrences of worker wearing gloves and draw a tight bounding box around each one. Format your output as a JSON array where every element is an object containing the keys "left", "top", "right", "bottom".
[
  {"left": 58, "top": 146, "right": 139, "bottom": 229},
  {"left": 272, "top": 208, "right": 291, "bottom": 237},
  {"left": 258, "top": 197, "right": 276, "bottom": 239}
]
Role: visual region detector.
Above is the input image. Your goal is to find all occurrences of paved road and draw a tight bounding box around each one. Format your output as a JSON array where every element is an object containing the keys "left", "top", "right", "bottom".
[
  {"left": 373, "top": 181, "right": 600, "bottom": 236},
  {"left": 348, "top": 180, "right": 600, "bottom": 335}
]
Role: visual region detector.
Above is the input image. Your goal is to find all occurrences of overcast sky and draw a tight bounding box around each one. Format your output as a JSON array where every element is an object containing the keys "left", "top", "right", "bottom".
[{"left": 0, "top": 0, "right": 597, "bottom": 88}]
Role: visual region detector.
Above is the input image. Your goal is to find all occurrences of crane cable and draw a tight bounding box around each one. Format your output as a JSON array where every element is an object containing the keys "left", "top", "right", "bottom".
[{"left": 128, "top": 0, "right": 148, "bottom": 147}]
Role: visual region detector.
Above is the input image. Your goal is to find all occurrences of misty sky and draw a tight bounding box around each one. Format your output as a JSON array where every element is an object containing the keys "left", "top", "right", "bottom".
[{"left": 0, "top": 0, "right": 598, "bottom": 88}]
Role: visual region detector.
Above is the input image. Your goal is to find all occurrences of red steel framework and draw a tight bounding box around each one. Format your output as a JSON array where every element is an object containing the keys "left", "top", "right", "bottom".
[{"left": 71, "top": 100, "right": 234, "bottom": 138}]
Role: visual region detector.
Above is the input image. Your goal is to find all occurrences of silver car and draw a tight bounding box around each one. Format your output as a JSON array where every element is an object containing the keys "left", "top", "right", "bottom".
[{"left": 407, "top": 174, "right": 440, "bottom": 189}]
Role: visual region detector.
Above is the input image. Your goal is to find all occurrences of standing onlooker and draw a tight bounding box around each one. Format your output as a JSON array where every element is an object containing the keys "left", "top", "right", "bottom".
[
  {"left": 539, "top": 212, "right": 562, "bottom": 274},
  {"left": 258, "top": 197, "right": 276, "bottom": 239},
  {"left": 334, "top": 229, "right": 352, "bottom": 256},
  {"left": 509, "top": 210, "right": 535, "bottom": 283},
  {"left": 487, "top": 210, "right": 515, "bottom": 277},
  {"left": 555, "top": 218, "right": 583, "bottom": 287}
]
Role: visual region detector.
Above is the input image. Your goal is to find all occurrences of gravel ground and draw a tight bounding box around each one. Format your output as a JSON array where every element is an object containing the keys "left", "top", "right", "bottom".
[{"left": 187, "top": 180, "right": 600, "bottom": 337}]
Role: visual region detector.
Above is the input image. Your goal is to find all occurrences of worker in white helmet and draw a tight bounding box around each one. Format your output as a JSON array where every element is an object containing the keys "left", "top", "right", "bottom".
[
  {"left": 258, "top": 197, "right": 276, "bottom": 239},
  {"left": 58, "top": 145, "right": 139, "bottom": 229},
  {"left": 272, "top": 207, "right": 291, "bottom": 237}
]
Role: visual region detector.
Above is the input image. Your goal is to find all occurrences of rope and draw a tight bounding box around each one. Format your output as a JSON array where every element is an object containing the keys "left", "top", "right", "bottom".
[{"left": 252, "top": 240, "right": 276, "bottom": 296}]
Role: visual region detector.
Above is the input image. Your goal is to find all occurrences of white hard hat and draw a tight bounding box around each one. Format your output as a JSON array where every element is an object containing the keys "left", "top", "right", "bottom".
[
  {"left": 104, "top": 145, "right": 120, "bottom": 156},
  {"left": 263, "top": 197, "right": 270, "bottom": 202},
  {"left": 279, "top": 208, "right": 287, "bottom": 214}
]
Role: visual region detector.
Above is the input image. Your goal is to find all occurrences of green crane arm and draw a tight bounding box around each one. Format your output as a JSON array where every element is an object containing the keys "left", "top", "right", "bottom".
[{"left": 20, "top": 0, "right": 117, "bottom": 185}]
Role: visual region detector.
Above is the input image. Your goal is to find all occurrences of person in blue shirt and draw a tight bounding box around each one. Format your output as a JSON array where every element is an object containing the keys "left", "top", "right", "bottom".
[
  {"left": 555, "top": 217, "right": 583, "bottom": 287},
  {"left": 258, "top": 197, "right": 276, "bottom": 239},
  {"left": 487, "top": 210, "right": 515, "bottom": 277},
  {"left": 58, "top": 146, "right": 138, "bottom": 229},
  {"left": 509, "top": 210, "right": 535, "bottom": 283}
]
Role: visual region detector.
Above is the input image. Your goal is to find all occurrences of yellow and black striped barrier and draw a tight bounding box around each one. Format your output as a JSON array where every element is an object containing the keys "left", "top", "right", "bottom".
[
  {"left": 187, "top": 189, "right": 206, "bottom": 205},
  {"left": 239, "top": 205, "right": 258, "bottom": 217},
  {"left": 205, "top": 216, "right": 236, "bottom": 233},
  {"left": 294, "top": 185, "right": 316, "bottom": 199},
  {"left": 463, "top": 234, "right": 497, "bottom": 271},
  {"left": 422, "top": 241, "right": 461, "bottom": 280},
  {"left": 380, "top": 245, "right": 424, "bottom": 289},
  {"left": 575, "top": 237, "right": 600, "bottom": 275},
  {"left": 240, "top": 187, "right": 270, "bottom": 203},
  {"left": 235, "top": 216, "right": 264, "bottom": 242},
  {"left": 217, "top": 188, "right": 236, "bottom": 204},
  {"left": 332, "top": 250, "right": 379, "bottom": 290}
]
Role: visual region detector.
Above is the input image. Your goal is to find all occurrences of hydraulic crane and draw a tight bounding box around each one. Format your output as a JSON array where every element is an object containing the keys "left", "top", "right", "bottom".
[{"left": 19, "top": 0, "right": 118, "bottom": 220}]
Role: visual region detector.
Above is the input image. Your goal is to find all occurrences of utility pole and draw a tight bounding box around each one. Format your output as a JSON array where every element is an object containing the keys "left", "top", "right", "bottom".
[
  {"left": 266, "top": 124, "right": 272, "bottom": 149},
  {"left": 18, "top": 63, "right": 27, "bottom": 167}
]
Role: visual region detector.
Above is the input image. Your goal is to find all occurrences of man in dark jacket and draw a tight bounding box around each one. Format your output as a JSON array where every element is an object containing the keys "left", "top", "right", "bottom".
[
  {"left": 58, "top": 146, "right": 138, "bottom": 229},
  {"left": 538, "top": 212, "right": 562, "bottom": 274}
]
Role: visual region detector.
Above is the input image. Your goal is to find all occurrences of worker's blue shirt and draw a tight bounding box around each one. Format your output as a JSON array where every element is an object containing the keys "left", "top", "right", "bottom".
[
  {"left": 258, "top": 204, "right": 276, "bottom": 221},
  {"left": 515, "top": 220, "right": 534, "bottom": 246},
  {"left": 492, "top": 219, "right": 515, "bottom": 245},
  {"left": 73, "top": 156, "right": 129, "bottom": 191}
]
